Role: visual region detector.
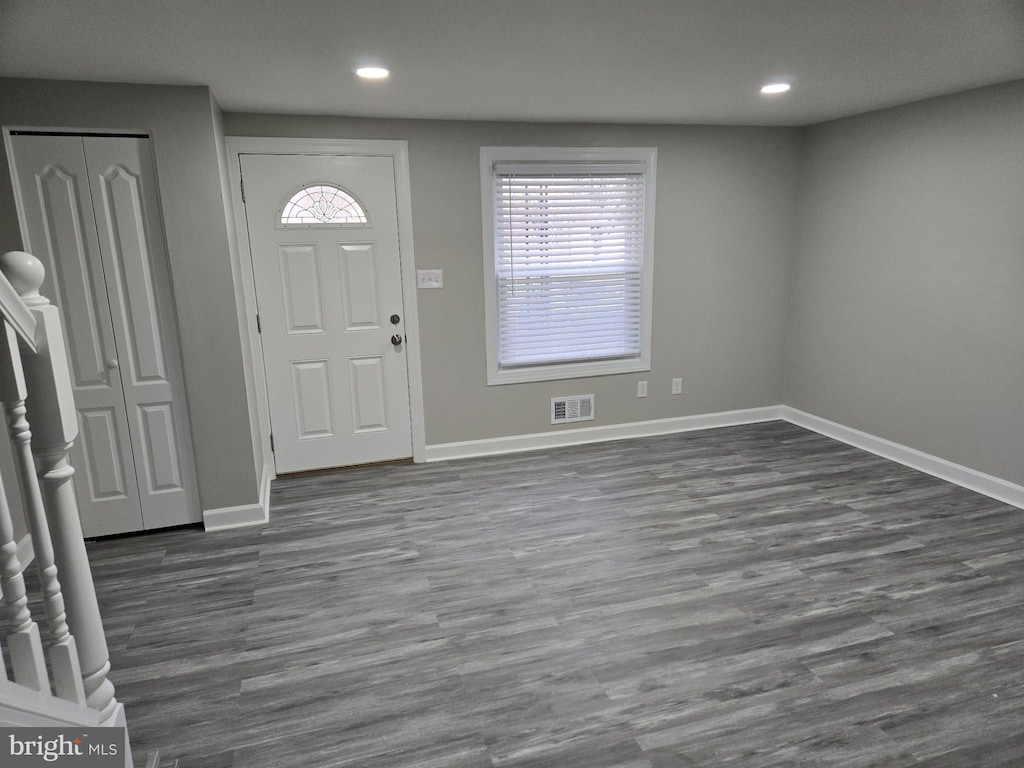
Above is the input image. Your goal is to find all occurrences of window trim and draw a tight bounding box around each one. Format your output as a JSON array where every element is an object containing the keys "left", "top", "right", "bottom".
[{"left": 480, "top": 146, "right": 657, "bottom": 385}]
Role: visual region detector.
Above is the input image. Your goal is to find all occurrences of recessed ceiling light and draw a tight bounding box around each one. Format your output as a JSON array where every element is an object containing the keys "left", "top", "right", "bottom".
[
  {"left": 760, "top": 82, "right": 791, "bottom": 95},
  {"left": 356, "top": 66, "right": 390, "bottom": 80}
]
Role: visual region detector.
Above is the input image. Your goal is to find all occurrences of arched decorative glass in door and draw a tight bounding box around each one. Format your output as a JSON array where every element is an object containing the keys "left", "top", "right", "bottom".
[{"left": 279, "top": 183, "right": 368, "bottom": 226}]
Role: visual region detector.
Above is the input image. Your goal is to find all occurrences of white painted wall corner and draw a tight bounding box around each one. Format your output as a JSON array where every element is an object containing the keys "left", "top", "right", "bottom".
[{"left": 202, "top": 462, "right": 273, "bottom": 531}]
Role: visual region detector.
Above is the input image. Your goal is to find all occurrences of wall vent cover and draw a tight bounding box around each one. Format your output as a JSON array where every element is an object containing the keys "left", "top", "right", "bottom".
[{"left": 551, "top": 394, "right": 595, "bottom": 424}]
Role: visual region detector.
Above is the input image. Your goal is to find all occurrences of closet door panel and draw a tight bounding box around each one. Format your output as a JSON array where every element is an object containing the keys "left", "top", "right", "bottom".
[
  {"left": 79, "top": 407, "right": 133, "bottom": 500},
  {"left": 83, "top": 137, "right": 199, "bottom": 529},
  {"left": 8, "top": 134, "right": 144, "bottom": 536},
  {"left": 93, "top": 164, "right": 167, "bottom": 381}
]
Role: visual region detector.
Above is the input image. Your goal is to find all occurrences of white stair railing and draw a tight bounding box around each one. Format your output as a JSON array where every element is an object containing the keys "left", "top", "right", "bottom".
[{"left": 0, "top": 250, "right": 131, "bottom": 765}]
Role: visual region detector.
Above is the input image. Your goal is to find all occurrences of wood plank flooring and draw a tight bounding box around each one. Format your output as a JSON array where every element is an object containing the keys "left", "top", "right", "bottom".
[{"left": 33, "top": 423, "right": 1024, "bottom": 765}]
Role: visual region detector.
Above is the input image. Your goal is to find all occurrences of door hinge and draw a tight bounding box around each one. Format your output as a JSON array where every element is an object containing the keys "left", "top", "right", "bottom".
[
  {"left": 240, "top": 176, "right": 245, "bottom": 203},
  {"left": 256, "top": 314, "right": 261, "bottom": 334},
  {"left": 270, "top": 434, "right": 275, "bottom": 453}
]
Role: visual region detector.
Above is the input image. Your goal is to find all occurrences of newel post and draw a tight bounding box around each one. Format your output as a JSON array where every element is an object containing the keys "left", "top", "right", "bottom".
[{"left": 0, "top": 251, "right": 123, "bottom": 725}]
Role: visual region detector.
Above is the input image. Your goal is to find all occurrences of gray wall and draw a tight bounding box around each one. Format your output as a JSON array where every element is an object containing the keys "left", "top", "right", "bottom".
[
  {"left": 0, "top": 78, "right": 261, "bottom": 512},
  {"left": 211, "top": 93, "right": 267, "bottom": 486},
  {"left": 786, "top": 80, "right": 1024, "bottom": 486},
  {"left": 225, "top": 115, "right": 802, "bottom": 444},
  {"left": 6, "top": 75, "right": 1016, "bottom": 517}
]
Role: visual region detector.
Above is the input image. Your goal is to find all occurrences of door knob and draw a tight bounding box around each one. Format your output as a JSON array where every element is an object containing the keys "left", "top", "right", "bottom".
[
  {"left": 391, "top": 334, "right": 403, "bottom": 346},
  {"left": 107, "top": 359, "right": 119, "bottom": 369}
]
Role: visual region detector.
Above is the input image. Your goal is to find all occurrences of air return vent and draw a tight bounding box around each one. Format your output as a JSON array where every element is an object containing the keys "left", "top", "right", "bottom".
[{"left": 551, "top": 394, "right": 595, "bottom": 424}]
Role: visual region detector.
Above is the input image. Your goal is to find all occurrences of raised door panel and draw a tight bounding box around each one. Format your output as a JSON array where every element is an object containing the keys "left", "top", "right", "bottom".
[
  {"left": 339, "top": 243, "right": 382, "bottom": 331},
  {"left": 78, "top": 408, "right": 133, "bottom": 501},
  {"left": 136, "top": 403, "right": 184, "bottom": 493},
  {"left": 279, "top": 244, "right": 326, "bottom": 335},
  {"left": 83, "top": 136, "right": 199, "bottom": 529},
  {"left": 93, "top": 164, "right": 167, "bottom": 383},
  {"left": 35, "top": 166, "right": 108, "bottom": 388},
  {"left": 8, "top": 133, "right": 144, "bottom": 537},
  {"left": 348, "top": 356, "right": 389, "bottom": 432},
  {"left": 290, "top": 360, "right": 336, "bottom": 439}
]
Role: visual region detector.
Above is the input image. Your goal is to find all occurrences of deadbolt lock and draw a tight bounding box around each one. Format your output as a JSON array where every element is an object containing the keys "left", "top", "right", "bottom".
[{"left": 390, "top": 314, "right": 401, "bottom": 325}]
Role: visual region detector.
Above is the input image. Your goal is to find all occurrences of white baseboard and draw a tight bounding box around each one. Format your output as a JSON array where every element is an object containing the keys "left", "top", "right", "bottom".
[
  {"left": 423, "top": 403, "right": 1022, "bottom": 512},
  {"left": 202, "top": 462, "right": 273, "bottom": 532},
  {"left": 781, "top": 406, "right": 1024, "bottom": 510},
  {"left": 424, "top": 406, "right": 786, "bottom": 462},
  {"left": 201, "top": 404, "right": 1021, "bottom": 529},
  {"left": 16, "top": 533, "right": 33, "bottom": 571}
]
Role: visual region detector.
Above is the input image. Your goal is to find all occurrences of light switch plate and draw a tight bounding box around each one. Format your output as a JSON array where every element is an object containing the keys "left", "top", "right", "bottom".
[{"left": 417, "top": 269, "right": 443, "bottom": 288}]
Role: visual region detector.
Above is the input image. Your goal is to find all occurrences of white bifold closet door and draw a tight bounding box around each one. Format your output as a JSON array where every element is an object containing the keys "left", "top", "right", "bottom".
[{"left": 9, "top": 133, "right": 199, "bottom": 537}]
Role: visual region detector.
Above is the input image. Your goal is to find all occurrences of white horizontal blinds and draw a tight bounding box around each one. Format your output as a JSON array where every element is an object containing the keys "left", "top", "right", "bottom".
[{"left": 494, "top": 163, "right": 646, "bottom": 368}]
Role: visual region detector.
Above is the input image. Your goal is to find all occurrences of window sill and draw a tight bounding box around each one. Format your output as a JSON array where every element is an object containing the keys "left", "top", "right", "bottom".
[{"left": 487, "top": 356, "right": 650, "bottom": 386}]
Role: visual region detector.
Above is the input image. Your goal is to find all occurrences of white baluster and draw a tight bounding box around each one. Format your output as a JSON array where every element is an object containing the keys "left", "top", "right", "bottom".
[
  {"left": 0, "top": 320, "right": 86, "bottom": 705},
  {"left": 0, "top": 406, "right": 49, "bottom": 691},
  {"left": 0, "top": 251, "right": 120, "bottom": 723}
]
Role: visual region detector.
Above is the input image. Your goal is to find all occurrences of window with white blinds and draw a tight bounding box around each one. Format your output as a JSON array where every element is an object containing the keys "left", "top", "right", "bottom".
[{"left": 481, "top": 147, "right": 656, "bottom": 384}]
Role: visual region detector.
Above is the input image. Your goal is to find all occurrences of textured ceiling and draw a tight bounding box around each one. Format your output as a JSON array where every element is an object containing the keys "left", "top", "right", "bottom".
[{"left": 2, "top": 0, "right": 1023, "bottom": 125}]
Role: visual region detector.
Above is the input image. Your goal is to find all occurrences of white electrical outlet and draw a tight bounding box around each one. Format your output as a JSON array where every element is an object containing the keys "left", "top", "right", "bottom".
[
  {"left": 637, "top": 380, "right": 648, "bottom": 398},
  {"left": 417, "top": 269, "right": 443, "bottom": 288},
  {"left": 672, "top": 378, "right": 682, "bottom": 395}
]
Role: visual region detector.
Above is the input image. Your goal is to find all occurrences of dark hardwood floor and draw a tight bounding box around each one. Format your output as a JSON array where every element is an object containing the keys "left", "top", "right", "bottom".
[{"left": 75, "top": 422, "right": 1024, "bottom": 766}]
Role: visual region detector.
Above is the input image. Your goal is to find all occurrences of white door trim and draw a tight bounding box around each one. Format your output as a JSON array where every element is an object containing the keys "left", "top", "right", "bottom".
[{"left": 225, "top": 137, "right": 426, "bottom": 479}]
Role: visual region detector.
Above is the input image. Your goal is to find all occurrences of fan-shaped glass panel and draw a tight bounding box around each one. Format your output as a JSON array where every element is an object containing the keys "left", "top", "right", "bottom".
[{"left": 280, "top": 184, "right": 368, "bottom": 225}]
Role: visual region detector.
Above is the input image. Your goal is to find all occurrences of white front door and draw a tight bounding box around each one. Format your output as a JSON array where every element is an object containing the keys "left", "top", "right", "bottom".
[
  {"left": 9, "top": 133, "right": 200, "bottom": 537},
  {"left": 240, "top": 153, "right": 413, "bottom": 473}
]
